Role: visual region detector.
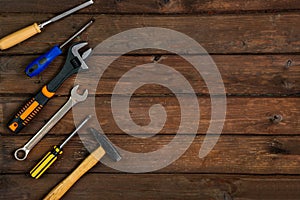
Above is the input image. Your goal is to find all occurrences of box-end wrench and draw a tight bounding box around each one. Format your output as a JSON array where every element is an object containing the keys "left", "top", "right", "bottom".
[{"left": 14, "top": 85, "right": 88, "bottom": 161}]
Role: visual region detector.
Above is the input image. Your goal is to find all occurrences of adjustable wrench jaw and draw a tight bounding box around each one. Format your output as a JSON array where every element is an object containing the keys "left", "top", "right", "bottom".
[
  {"left": 46, "top": 42, "right": 92, "bottom": 93},
  {"left": 71, "top": 42, "right": 92, "bottom": 70}
]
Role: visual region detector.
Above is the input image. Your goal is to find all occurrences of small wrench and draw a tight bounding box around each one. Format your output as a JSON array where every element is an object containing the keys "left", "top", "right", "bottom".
[{"left": 14, "top": 85, "right": 88, "bottom": 161}]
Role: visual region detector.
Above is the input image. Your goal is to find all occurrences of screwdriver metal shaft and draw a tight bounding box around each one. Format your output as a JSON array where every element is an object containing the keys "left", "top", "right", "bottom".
[
  {"left": 60, "top": 20, "right": 94, "bottom": 49},
  {"left": 59, "top": 115, "right": 92, "bottom": 149},
  {"left": 39, "top": 0, "right": 94, "bottom": 29}
]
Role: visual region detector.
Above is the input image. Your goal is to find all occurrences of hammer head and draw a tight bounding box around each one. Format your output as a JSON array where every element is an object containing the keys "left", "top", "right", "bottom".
[{"left": 89, "top": 128, "right": 121, "bottom": 162}]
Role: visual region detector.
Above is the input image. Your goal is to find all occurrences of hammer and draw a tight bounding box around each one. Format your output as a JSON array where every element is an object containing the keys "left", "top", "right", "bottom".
[{"left": 44, "top": 128, "right": 121, "bottom": 200}]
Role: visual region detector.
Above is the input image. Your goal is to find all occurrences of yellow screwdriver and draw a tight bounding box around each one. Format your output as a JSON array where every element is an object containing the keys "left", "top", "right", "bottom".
[
  {"left": 0, "top": 0, "right": 93, "bottom": 50},
  {"left": 30, "top": 115, "right": 91, "bottom": 179}
]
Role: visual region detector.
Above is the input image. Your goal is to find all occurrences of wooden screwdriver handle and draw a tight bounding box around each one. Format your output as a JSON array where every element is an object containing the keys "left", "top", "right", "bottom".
[
  {"left": 43, "top": 147, "right": 106, "bottom": 200},
  {"left": 0, "top": 23, "right": 41, "bottom": 50}
]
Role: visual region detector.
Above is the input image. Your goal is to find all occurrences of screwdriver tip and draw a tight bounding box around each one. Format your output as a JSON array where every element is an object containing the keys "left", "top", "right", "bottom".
[{"left": 90, "top": 18, "right": 95, "bottom": 23}]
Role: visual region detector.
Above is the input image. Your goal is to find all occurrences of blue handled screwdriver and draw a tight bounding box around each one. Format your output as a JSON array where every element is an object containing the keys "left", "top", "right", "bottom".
[{"left": 25, "top": 19, "right": 94, "bottom": 77}]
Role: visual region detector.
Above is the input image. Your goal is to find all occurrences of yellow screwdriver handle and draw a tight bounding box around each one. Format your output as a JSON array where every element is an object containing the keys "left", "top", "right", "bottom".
[
  {"left": 30, "top": 146, "right": 62, "bottom": 179},
  {"left": 44, "top": 146, "right": 105, "bottom": 200},
  {"left": 0, "top": 23, "right": 41, "bottom": 50}
]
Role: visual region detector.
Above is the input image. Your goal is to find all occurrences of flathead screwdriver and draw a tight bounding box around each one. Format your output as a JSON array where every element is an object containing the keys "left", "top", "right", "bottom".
[
  {"left": 0, "top": 0, "right": 94, "bottom": 50},
  {"left": 30, "top": 115, "right": 92, "bottom": 179},
  {"left": 25, "top": 19, "right": 94, "bottom": 77}
]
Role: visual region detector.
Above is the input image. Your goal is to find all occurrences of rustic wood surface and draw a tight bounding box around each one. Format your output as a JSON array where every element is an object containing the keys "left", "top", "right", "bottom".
[
  {"left": 1, "top": 14, "right": 300, "bottom": 55},
  {"left": 2, "top": 174, "right": 300, "bottom": 200},
  {"left": 1, "top": 97, "right": 299, "bottom": 135},
  {"left": 1, "top": 0, "right": 300, "bottom": 14},
  {"left": 0, "top": 0, "right": 299, "bottom": 200},
  {"left": 1, "top": 55, "right": 299, "bottom": 95},
  {"left": 2, "top": 135, "right": 300, "bottom": 174}
]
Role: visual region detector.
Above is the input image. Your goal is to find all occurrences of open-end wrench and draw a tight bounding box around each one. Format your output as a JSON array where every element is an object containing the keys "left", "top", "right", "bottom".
[
  {"left": 8, "top": 42, "right": 91, "bottom": 134},
  {"left": 14, "top": 85, "right": 88, "bottom": 161}
]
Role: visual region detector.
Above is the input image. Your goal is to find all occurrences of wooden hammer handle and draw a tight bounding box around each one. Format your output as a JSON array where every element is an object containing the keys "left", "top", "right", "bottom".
[{"left": 43, "top": 146, "right": 105, "bottom": 200}]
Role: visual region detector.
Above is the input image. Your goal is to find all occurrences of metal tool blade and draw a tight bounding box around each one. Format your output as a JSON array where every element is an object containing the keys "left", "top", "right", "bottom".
[
  {"left": 82, "top": 48, "right": 92, "bottom": 60},
  {"left": 71, "top": 42, "right": 90, "bottom": 70},
  {"left": 71, "top": 85, "right": 89, "bottom": 103},
  {"left": 59, "top": 115, "right": 91, "bottom": 149},
  {"left": 39, "top": 0, "right": 94, "bottom": 29},
  {"left": 89, "top": 128, "right": 122, "bottom": 162},
  {"left": 60, "top": 19, "right": 94, "bottom": 49}
]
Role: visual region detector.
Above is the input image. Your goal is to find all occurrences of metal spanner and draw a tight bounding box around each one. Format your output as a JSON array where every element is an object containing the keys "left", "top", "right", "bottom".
[{"left": 14, "top": 85, "right": 88, "bottom": 161}]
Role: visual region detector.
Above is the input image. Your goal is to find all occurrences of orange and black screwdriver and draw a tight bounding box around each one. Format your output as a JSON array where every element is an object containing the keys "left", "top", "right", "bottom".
[{"left": 30, "top": 115, "right": 91, "bottom": 179}]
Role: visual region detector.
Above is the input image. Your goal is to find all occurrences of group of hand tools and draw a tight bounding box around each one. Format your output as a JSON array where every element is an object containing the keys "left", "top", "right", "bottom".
[
  {"left": 8, "top": 42, "right": 92, "bottom": 133},
  {"left": 30, "top": 115, "right": 92, "bottom": 179},
  {"left": 25, "top": 20, "right": 94, "bottom": 77},
  {"left": 2, "top": 1, "right": 123, "bottom": 199},
  {"left": 44, "top": 128, "right": 121, "bottom": 200},
  {"left": 14, "top": 85, "right": 89, "bottom": 161},
  {"left": 5, "top": 0, "right": 95, "bottom": 133}
]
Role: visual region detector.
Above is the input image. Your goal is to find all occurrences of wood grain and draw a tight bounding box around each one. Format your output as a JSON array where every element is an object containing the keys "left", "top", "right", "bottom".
[
  {"left": 0, "top": 55, "right": 299, "bottom": 96},
  {"left": 1, "top": 14, "right": 300, "bottom": 54},
  {"left": 1, "top": 174, "right": 300, "bottom": 200},
  {"left": 1, "top": 1, "right": 300, "bottom": 199},
  {"left": 1, "top": 97, "right": 299, "bottom": 135},
  {"left": 1, "top": 0, "right": 300, "bottom": 14},
  {"left": 1, "top": 135, "right": 300, "bottom": 174},
  {"left": 43, "top": 147, "right": 105, "bottom": 200}
]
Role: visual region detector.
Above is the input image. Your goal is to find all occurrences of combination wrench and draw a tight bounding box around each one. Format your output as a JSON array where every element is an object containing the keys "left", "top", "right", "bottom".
[{"left": 14, "top": 85, "right": 88, "bottom": 161}]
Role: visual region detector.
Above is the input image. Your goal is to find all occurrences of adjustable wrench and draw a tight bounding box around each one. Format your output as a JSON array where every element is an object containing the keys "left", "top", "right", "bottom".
[
  {"left": 8, "top": 42, "right": 91, "bottom": 134},
  {"left": 14, "top": 85, "right": 88, "bottom": 161}
]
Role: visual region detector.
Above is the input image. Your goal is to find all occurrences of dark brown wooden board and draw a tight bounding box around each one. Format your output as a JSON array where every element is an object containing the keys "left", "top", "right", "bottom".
[
  {"left": 1, "top": 14, "right": 300, "bottom": 55},
  {"left": 1, "top": 0, "right": 300, "bottom": 14},
  {"left": 1, "top": 174, "right": 300, "bottom": 200},
  {"left": 1, "top": 135, "right": 300, "bottom": 174},
  {"left": 1, "top": 1, "right": 300, "bottom": 199},
  {"left": 0, "top": 55, "right": 299, "bottom": 96},
  {"left": 1, "top": 97, "right": 299, "bottom": 135}
]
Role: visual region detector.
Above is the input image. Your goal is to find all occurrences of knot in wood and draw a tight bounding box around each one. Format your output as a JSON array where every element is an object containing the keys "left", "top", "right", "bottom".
[
  {"left": 269, "top": 114, "right": 283, "bottom": 123},
  {"left": 285, "top": 59, "right": 292, "bottom": 69}
]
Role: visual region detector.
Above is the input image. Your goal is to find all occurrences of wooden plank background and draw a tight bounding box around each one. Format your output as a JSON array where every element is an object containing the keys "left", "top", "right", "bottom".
[{"left": 0, "top": 0, "right": 299, "bottom": 200}]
